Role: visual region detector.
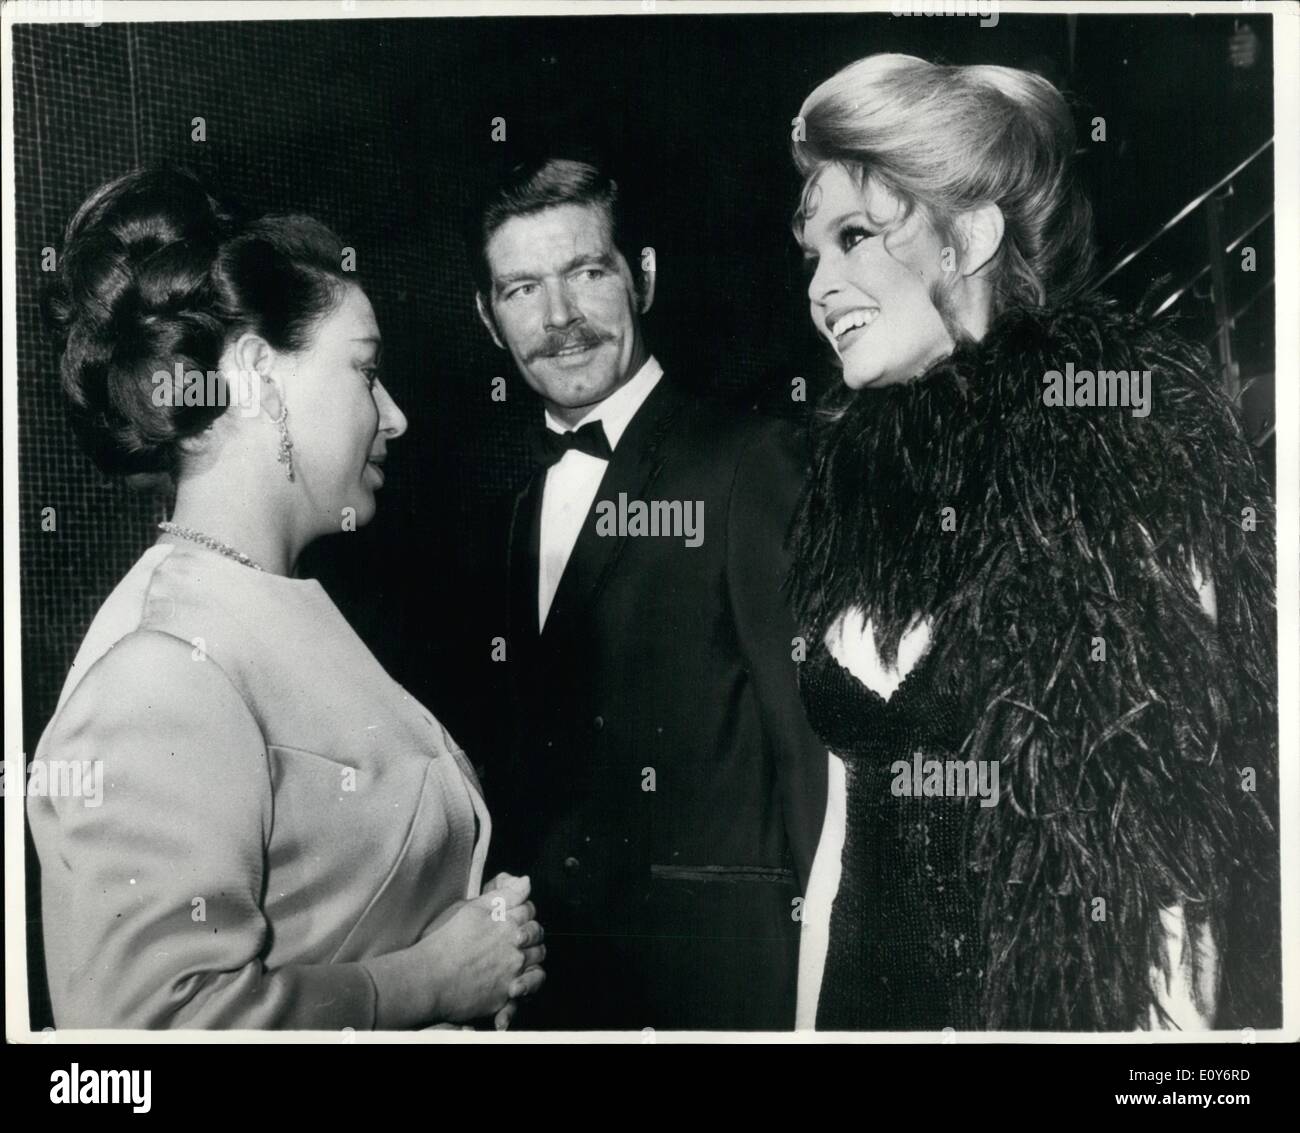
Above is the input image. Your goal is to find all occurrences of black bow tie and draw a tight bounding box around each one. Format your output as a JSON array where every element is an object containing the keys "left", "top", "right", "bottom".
[{"left": 534, "top": 420, "right": 614, "bottom": 469}]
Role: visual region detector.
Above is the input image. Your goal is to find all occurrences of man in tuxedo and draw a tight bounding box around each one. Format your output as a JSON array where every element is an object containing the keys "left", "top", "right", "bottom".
[{"left": 473, "top": 156, "right": 826, "bottom": 1030}]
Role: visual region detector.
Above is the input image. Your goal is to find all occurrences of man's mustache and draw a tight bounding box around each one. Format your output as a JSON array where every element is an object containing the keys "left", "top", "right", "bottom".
[{"left": 530, "top": 330, "right": 609, "bottom": 360}]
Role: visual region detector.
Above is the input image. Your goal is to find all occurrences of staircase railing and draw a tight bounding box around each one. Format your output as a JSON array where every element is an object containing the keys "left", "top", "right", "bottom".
[{"left": 1097, "top": 136, "right": 1274, "bottom": 445}]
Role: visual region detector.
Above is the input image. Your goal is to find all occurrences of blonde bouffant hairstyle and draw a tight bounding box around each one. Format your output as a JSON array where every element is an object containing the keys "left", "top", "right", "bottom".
[{"left": 792, "top": 53, "right": 1097, "bottom": 319}]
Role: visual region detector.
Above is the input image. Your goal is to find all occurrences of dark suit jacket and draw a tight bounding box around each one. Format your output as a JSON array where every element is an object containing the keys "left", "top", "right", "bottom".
[{"left": 489, "top": 376, "right": 827, "bottom": 1030}]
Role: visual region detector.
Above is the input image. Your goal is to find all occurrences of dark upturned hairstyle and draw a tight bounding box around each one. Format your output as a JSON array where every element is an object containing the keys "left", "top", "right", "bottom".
[
  {"left": 466, "top": 155, "right": 644, "bottom": 298},
  {"left": 42, "top": 166, "right": 352, "bottom": 478}
]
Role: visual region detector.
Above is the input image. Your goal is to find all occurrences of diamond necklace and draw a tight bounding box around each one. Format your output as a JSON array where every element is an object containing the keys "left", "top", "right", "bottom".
[{"left": 158, "top": 521, "right": 267, "bottom": 572}]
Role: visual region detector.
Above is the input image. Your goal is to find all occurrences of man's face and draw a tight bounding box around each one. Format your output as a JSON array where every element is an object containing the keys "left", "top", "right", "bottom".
[{"left": 479, "top": 203, "right": 649, "bottom": 424}]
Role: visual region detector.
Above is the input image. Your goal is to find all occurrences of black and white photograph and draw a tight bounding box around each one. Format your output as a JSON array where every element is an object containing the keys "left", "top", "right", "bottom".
[{"left": 2, "top": 0, "right": 1296, "bottom": 1084}]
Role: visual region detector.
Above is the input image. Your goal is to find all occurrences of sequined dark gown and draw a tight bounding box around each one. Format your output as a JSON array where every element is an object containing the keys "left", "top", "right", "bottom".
[{"left": 798, "top": 635, "right": 988, "bottom": 1031}]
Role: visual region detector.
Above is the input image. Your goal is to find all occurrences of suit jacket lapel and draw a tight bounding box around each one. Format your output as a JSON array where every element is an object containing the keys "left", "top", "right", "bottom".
[
  {"left": 542, "top": 378, "right": 688, "bottom": 641},
  {"left": 506, "top": 473, "right": 544, "bottom": 646}
]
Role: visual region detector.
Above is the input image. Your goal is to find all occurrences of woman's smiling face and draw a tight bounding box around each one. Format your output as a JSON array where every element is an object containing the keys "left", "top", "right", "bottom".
[{"left": 800, "top": 163, "right": 955, "bottom": 389}]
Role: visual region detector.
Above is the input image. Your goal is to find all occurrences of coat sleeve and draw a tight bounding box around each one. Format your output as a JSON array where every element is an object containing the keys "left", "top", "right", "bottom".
[
  {"left": 723, "top": 417, "right": 828, "bottom": 891},
  {"left": 29, "top": 630, "right": 379, "bottom": 1030},
  {"left": 957, "top": 309, "right": 1277, "bottom": 1030}
]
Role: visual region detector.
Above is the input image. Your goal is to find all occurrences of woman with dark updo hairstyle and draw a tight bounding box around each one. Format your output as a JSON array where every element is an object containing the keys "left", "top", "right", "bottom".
[
  {"left": 29, "top": 167, "right": 545, "bottom": 1030},
  {"left": 787, "top": 55, "right": 1278, "bottom": 1031}
]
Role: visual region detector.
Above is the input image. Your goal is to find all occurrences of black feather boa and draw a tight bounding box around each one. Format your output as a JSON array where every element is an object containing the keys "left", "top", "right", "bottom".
[{"left": 790, "top": 295, "right": 1279, "bottom": 1030}]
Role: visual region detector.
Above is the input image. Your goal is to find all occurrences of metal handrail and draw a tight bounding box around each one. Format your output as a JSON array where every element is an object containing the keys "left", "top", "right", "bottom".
[
  {"left": 1152, "top": 207, "right": 1273, "bottom": 316},
  {"left": 1095, "top": 135, "right": 1275, "bottom": 446},
  {"left": 1199, "top": 276, "right": 1275, "bottom": 347},
  {"left": 1229, "top": 276, "right": 1274, "bottom": 327},
  {"left": 1098, "top": 137, "right": 1274, "bottom": 286},
  {"left": 1225, "top": 207, "right": 1274, "bottom": 255}
]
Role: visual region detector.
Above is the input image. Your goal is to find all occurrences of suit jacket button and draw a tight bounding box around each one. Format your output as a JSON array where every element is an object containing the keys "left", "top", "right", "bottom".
[
  {"left": 564, "top": 856, "right": 581, "bottom": 873},
  {"left": 593, "top": 715, "right": 604, "bottom": 731}
]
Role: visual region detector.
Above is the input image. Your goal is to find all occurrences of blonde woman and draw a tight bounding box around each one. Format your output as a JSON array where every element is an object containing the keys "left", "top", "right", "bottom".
[{"left": 787, "top": 55, "right": 1278, "bottom": 1031}]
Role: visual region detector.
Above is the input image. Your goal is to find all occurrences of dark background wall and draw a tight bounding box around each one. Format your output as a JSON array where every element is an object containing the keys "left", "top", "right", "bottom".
[{"left": 13, "top": 10, "right": 1274, "bottom": 1027}]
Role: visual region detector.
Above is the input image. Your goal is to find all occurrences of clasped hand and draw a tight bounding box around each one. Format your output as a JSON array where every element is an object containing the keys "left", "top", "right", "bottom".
[{"left": 424, "top": 871, "right": 545, "bottom": 1031}]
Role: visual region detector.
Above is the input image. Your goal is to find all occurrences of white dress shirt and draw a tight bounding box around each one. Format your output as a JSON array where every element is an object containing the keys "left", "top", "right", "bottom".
[{"left": 537, "top": 356, "right": 664, "bottom": 630}]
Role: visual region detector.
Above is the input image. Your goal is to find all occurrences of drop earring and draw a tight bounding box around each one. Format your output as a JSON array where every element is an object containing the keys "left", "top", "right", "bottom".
[{"left": 274, "top": 403, "right": 295, "bottom": 482}]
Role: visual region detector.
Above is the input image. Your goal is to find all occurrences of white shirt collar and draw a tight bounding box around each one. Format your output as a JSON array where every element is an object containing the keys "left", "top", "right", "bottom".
[{"left": 543, "top": 355, "right": 664, "bottom": 451}]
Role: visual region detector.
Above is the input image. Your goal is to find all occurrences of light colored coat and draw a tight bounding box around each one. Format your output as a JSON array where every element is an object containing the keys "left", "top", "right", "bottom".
[{"left": 28, "top": 542, "right": 489, "bottom": 1029}]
